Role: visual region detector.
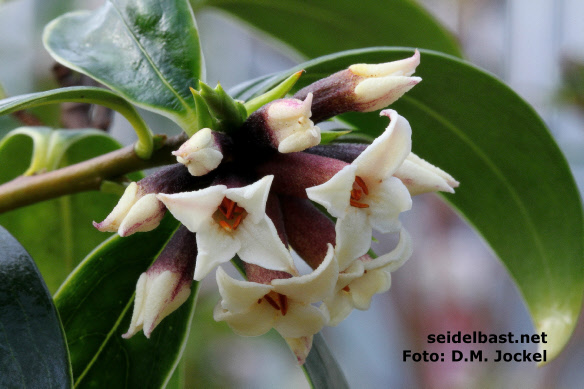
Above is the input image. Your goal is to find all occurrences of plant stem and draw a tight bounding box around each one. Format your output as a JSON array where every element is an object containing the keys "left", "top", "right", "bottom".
[{"left": 0, "top": 133, "right": 187, "bottom": 214}]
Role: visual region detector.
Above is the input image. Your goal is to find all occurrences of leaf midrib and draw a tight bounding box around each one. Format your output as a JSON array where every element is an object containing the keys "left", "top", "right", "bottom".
[{"left": 108, "top": 1, "right": 195, "bottom": 120}]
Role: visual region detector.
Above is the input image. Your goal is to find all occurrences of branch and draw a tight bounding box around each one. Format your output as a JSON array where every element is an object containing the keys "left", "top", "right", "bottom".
[{"left": 0, "top": 133, "right": 187, "bottom": 213}]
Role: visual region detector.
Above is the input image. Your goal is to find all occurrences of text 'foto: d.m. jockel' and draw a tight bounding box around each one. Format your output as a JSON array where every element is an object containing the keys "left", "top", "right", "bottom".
[{"left": 94, "top": 49, "right": 459, "bottom": 364}]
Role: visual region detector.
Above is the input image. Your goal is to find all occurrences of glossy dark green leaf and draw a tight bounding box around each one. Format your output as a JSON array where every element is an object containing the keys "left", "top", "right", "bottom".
[
  {"left": 232, "top": 48, "right": 584, "bottom": 362},
  {"left": 43, "top": 0, "right": 203, "bottom": 135},
  {"left": 0, "top": 127, "right": 132, "bottom": 293},
  {"left": 0, "top": 87, "right": 154, "bottom": 158},
  {"left": 191, "top": 0, "right": 462, "bottom": 58},
  {"left": 54, "top": 216, "right": 198, "bottom": 388},
  {"left": 0, "top": 225, "right": 73, "bottom": 389},
  {"left": 302, "top": 334, "right": 349, "bottom": 389}
]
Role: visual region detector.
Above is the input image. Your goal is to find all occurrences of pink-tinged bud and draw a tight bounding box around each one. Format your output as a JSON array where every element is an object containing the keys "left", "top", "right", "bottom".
[
  {"left": 240, "top": 94, "right": 321, "bottom": 153},
  {"left": 123, "top": 226, "right": 197, "bottom": 339},
  {"left": 294, "top": 50, "right": 421, "bottom": 122},
  {"left": 284, "top": 336, "right": 313, "bottom": 365},
  {"left": 172, "top": 128, "right": 233, "bottom": 176},
  {"left": 94, "top": 164, "right": 211, "bottom": 237},
  {"left": 280, "top": 196, "right": 335, "bottom": 270},
  {"left": 257, "top": 152, "right": 348, "bottom": 198}
]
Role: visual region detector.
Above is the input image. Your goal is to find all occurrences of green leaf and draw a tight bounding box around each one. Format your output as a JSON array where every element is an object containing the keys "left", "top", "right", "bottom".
[
  {"left": 43, "top": 0, "right": 204, "bottom": 134},
  {"left": 54, "top": 216, "right": 197, "bottom": 388},
  {"left": 0, "top": 127, "right": 132, "bottom": 293},
  {"left": 302, "top": 334, "right": 349, "bottom": 389},
  {"left": 0, "top": 87, "right": 154, "bottom": 158},
  {"left": 320, "top": 130, "right": 352, "bottom": 145},
  {"left": 191, "top": 0, "right": 462, "bottom": 58},
  {"left": 232, "top": 48, "right": 584, "bottom": 363},
  {"left": 0, "top": 225, "right": 73, "bottom": 388}
]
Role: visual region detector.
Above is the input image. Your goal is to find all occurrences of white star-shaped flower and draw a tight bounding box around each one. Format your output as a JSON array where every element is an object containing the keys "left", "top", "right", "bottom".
[
  {"left": 323, "top": 228, "right": 412, "bottom": 326},
  {"left": 213, "top": 244, "right": 338, "bottom": 339},
  {"left": 306, "top": 109, "right": 413, "bottom": 269},
  {"left": 157, "top": 175, "right": 296, "bottom": 280}
]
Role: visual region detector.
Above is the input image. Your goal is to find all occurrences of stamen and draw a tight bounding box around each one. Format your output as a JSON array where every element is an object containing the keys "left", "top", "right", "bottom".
[
  {"left": 342, "top": 285, "right": 351, "bottom": 292},
  {"left": 350, "top": 199, "right": 370, "bottom": 208},
  {"left": 279, "top": 294, "right": 288, "bottom": 316},
  {"left": 225, "top": 199, "right": 236, "bottom": 219},
  {"left": 354, "top": 176, "right": 369, "bottom": 195},
  {"left": 351, "top": 188, "right": 362, "bottom": 201},
  {"left": 232, "top": 213, "right": 244, "bottom": 229},
  {"left": 219, "top": 220, "right": 232, "bottom": 231},
  {"left": 258, "top": 299, "right": 262, "bottom": 304},
  {"left": 263, "top": 294, "right": 280, "bottom": 310}
]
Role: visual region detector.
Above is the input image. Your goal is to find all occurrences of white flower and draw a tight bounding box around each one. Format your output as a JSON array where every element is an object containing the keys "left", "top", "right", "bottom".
[
  {"left": 122, "top": 270, "right": 192, "bottom": 339},
  {"left": 213, "top": 244, "right": 338, "bottom": 362},
  {"left": 265, "top": 93, "right": 321, "bottom": 153},
  {"left": 157, "top": 175, "right": 296, "bottom": 280},
  {"left": 172, "top": 128, "right": 224, "bottom": 176},
  {"left": 349, "top": 50, "right": 422, "bottom": 112},
  {"left": 322, "top": 228, "right": 412, "bottom": 326},
  {"left": 306, "top": 109, "right": 413, "bottom": 269},
  {"left": 93, "top": 182, "right": 165, "bottom": 237},
  {"left": 395, "top": 152, "right": 459, "bottom": 196}
]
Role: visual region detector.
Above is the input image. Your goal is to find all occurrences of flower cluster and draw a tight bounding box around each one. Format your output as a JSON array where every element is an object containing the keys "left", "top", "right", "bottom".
[{"left": 94, "top": 50, "right": 458, "bottom": 364}]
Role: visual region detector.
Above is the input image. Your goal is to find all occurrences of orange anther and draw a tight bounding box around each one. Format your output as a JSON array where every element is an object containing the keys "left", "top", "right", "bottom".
[
  {"left": 350, "top": 199, "right": 370, "bottom": 208},
  {"left": 279, "top": 294, "right": 288, "bottom": 316},
  {"left": 219, "top": 220, "right": 232, "bottom": 231},
  {"left": 351, "top": 188, "right": 362, "bottom": 201},
  {"left": 232, "top": 213, "right": 244, "bottom": 229},
  {"left": 342, "top": 285, "right": 351, "bottom": 292},
  {"left": 354, "top": 176, "right": 369, "bottom": 195},
  {"left": 225, "top": 199, "right": 236, "bottom": 219},
  {"left": 264, "top": 294, "right": 280, "bottom": 310}
]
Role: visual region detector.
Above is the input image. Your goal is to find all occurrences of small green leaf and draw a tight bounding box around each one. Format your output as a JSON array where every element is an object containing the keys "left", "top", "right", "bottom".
[
  {"left": 302, "top": 334, "right": 349, "bottom": 389},
  {"left": 55, "top": 216, "right": 198, "bottom": 388},
  {"left": 191, "top": 0, "right": 462, "bottom": 58},
  {"left": 0, "top": 87, "right": 153, "bottom": 158},
  {"left": 43, "top": 0, "right": 204, "bottom": 134},
  {"left": 319, "top": 129, "right": 352, "bottom": 145},
  {"left": 0, "top": 127, "right": 133, "bottom": 293},
  {"left": 232, "top": 48, "right": 584, "bottom": 363},
  {"left": 0, "top": 225, "right": 73, "bottom": 388},
  {"left": 244, "top": 70, "right": 304, "bottom": 114},
  {"left": 199, "top": 82, "right": 247, "bottom": 132}
]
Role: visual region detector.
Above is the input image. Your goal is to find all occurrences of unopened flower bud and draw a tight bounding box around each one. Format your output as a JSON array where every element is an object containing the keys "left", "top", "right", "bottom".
[
  {"left": 94, "top": 164, "right": 211, "bottom": 236},
  {"left": 240, "top": 93, "right": 321, "bottom": 153},
  {"left": 294, "top": 50, "right": 421, "bottom": 122},
  {"left": 173, "top": 128, "right": 232, "bottom": 176},
  {"left": 123, "top": 226, "right": 197, "bottom": 339}
]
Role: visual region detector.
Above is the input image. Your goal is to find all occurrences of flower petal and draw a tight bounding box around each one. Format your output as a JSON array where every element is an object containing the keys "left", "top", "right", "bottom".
[
  {"left": 352, "top": 109, "right": 411, "bottom": 182},
  {"left": 334, "top": 208, "right": 372, "bottom": 270},
  {"left": 93, "top": 182, "right": 139, "bottom": 232},
  {"left": 213, "top": 301, "right": 276, "bottom": 337},
  {"left": 284, "top": 336, "right": 313, "bottom": 365},
  {"left": 350, "top": 269, "right": 391, "bottom": 310},
  {"left": 363, "top": 228, "right": 413, "bottom": 271},
  {"left": 157, "top": 185, "right": 226, "bottom": 232},
  {"left": 118, "top": 194, "right": 166, "bottom": 237},
  {"left": 367, "top": 177, "right": 412, "bottom": 234},
  {"left": 322, "top": 290, "right": 354, "bottom": 327},
  {"left": 225, "top": 175, "right": 272, "bottom": 224},
  {"left": 335, "top": 260, "right": 365, "bottom": 292},
  {"left": 194, "top": 220, "right": 241, "bottom": 280},
  {"left": 306, "top": 164, "right": 356, "bottom": 218},
  {"left": 394, "top": 152, "right": 458, "bottom": 196},
  {"left": 216, "top": 267, "right": 274, "bottom": 314},
  {"left": 273, "top": 303, "right": 328, "bottom": 338},
  {"left": 272, "top": 244, "right": 338, "bottom": 303},
  {"left": 236, "top": 217, "right": 297, "bottom": 274}
]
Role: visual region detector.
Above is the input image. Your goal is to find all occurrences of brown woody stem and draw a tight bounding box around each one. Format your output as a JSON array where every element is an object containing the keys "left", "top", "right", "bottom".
[{"left": 0, "top": 133, "right": 187, "bottom": 213}]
